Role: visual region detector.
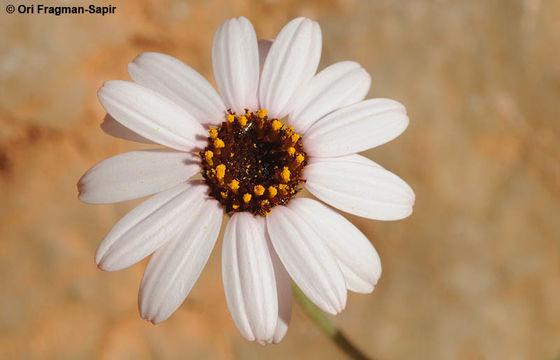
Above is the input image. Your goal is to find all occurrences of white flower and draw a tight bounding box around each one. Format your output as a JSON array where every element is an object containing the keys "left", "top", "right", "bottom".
[{"left": 78, "top": 17, "right": 415, "bottom": 344}]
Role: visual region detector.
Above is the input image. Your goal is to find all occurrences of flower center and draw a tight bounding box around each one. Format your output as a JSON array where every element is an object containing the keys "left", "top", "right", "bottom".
[{"left": 200, "top": 109, "right": 307, "bottom": 216}]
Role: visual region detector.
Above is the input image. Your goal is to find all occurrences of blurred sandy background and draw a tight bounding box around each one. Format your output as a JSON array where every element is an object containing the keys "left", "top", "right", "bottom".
[{"left": 1, "top": 0, "right": 559, "bottom": 359}]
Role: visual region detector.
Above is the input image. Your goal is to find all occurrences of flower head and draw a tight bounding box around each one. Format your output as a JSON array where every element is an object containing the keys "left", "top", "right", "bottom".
[{"left": 78, "top": 16, "right": 414, "bottom": 344}]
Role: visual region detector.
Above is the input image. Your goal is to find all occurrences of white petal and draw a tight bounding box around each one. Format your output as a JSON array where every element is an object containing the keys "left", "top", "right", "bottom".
[
  {"left": 289, "top": 198, "right": 381, "bottom": 293},
  {"left": 101, "top": 114, "right": 155, "bottom": 144},
  {"left": 212, "top": 17, "right": 259, "bottom": 114},
  {"left": 98, "top": 80, "right": 206, "bottom": 151},
  {"left": 78, "top": 149, "right": 200, "bottom": 204},
  {"left": 288, "top": 61, "right": 371, "bottom": 134},
  {"left": 304, "top": 154, "right": 415, "bottom": 220},
  {"left": 304, "top": 98, "right": 409, "bottom": 157},
  {"left": 268, "top": 236, "right": 292, "bottom": 343},
  {"left": 139, "top": 198, "right": 223, "bottom": 324},
  {"left": 128, "top": 52, "right": 226, "bottom": 126},
  {"left": 266, "top": 205, "right": 346, "bottom": 314},
  {"left": 222, "top": 213, "right": 278, "bottom": 343},
  {"left": 259, "top": 18, "right": 322, "bottom": 119},
  {"left": 258, "top": 40, "right": 273, "bottom": 75},
  {"left": 95, "top": 182, "right": 207, "bottom": 271}
]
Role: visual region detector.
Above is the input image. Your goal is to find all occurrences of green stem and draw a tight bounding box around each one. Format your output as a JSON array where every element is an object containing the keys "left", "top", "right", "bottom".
[{"left": 293, "top": 283, "right": 374, "bottom": 360}]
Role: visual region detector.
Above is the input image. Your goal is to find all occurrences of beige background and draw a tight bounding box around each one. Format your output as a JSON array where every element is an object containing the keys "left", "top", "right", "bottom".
[{"left": 1, "top": 0, "right": 559, "bottom": 359}]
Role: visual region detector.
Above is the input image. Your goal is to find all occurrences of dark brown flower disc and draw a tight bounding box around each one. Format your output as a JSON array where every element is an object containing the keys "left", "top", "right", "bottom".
[{"left": 199, "top": 109, "right": 307, "bottom": 216}]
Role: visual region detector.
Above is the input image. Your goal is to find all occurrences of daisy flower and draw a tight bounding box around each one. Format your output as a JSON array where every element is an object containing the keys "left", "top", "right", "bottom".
[{"left": 78, "top": 16, "right": 415, "bottom": 344}]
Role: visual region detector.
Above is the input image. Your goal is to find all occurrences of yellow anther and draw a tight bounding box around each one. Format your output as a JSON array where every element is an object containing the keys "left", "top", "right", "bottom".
[
  {"left": 214, "top": 138, "right": 225, "bottom": 149},
  {"left": 271, "top": 119, "right": 283, "bottom": 131},
  {"left": 228, "top": 179, "right": 239, "bottom": 192},
  {"left": 288, "top": 147, "right": 296, "bottom": 156},
  {"left": 286, "top": 125, "right": 294, "bottom": 135},
  {"left": 278, "top": 184, "right": 288, "bottom": 194},
  {"left": 230, "top": 152, "right": 234, "bottom": 157},
  {"left": 243, "top": 193, "right": 252, "bottom": 203},
  {"left": 216, "top": 164, "right": 226, "bottom": 180},
  {"left": 226, "top": 114, "right": 235, "bottom": 123},
  {"left": 295, "top": 154, "right": 305, "bottom": 164},
  {"left": 254, "top": 185, "right": 265, "bottom": 196},
  {"left": 238, "top": 115, "right": 247, "bottom": 127},
  {"left": 257, "top": 109, "right": 268, "bottom": 119},
  {"left": 280, "top": 167, "right": 291, "bottom": 183},
  {"left": 268, "top": 186, "right": 277, "bottom": 198},
  {"left": 220, "top": 191, "right": 228, "bottom": 198},
  {"left": 261, "top": 199, "right": 270, "bottom": 207},
  {"left": 204, "top": 150, "right": 214, "bottom": 165},
  {"left": 232, "top": 204, "right": 239, "bottom": 210},
  {"left": 291, "top": 134, "right": 300, "bottom": 143},
  {"left": 208, "top": 128, "right": 218, "bottom": 139}
]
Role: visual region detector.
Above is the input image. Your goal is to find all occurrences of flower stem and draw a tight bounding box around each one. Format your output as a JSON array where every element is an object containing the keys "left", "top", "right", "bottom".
[{"left": 292, "top": 283, "right": 374, "bottom": 360}]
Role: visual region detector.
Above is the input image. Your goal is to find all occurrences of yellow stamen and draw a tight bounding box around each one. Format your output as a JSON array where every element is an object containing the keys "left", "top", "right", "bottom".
[
  {"left": 295, "top": 154, "right": 305, "bottom": 164},
  {"left": 228, "top": 179, "right": 239, "bottom": 192},
  {"left": 208, "top": 128, "right": 218, "bottom": 139},
  {"left": 226, "top": 114, "right": 235, "bottom": 123},
  {"left": 220, "top": 191, "right": 228, "bottom": 198},
  {"left": 214, "top": 138, "right": 225, "bottom": 149},
  {"left": 257, "top": 109, "right": 268, "bottom": 119},
  {"left": 238, "top": 115, "right": 247, "bottom": 127},
  {"left": 232, "top": 204, "right": 239, "bottom": 210},
  {"left": 216, "top": 164, "right": 226, "bottom": 180},
  {"left": 280, "top": 167, "right": 290, "bottom": 183},
  {"left": 243, "top": 193, "right": 252, "bottom": 203},
  {"left": 254, "top": 185, "right": 265, "bottom": 196},
  {"left": 204, "top": 150, "right": 214, "bottom": 165},
  {"left": 291, "top": 134, "right": 300, "bottom": 143},
  {"left": 271, "top": 120, "right": 283, "bottom": 131},
  {"left": 278, "top": 184, "right": 288, "bottom": 194},
  {"left": 261, "top": 199, "right": 270, "bottom": 207},
  {"left": 287, "top": 147, "right": 296, "bottom": 156},
  {"left": 268, "top": 186, "right": 277, "bottom": 198}
]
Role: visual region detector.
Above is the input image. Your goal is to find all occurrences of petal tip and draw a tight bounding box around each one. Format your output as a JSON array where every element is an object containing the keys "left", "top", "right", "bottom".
[
  {"left": 141, "top": 315, "right": 158, "bottom": 325},
  {"left": 95, "top": 249, "right": 127, "bottom": 272},
  {"left": 139, "top": 308, "right": 158, "bottom": 324},
  {"left": 335, "top": 299, "right": 347, "bottom": 315},
  {"left": 76, "top": 181, "right": 86, "bottom": 201},
  {"left": 256, "top": 338, "right": 273, "bottom": 346},
  {"left": 95, "top": 257, "right": 112, "bottom": 272}
]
